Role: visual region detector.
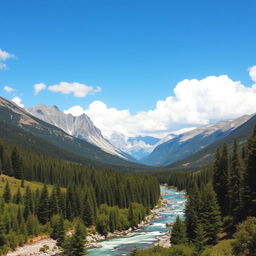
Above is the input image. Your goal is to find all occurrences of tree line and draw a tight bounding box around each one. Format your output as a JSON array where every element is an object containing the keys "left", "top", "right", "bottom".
[
  {"left": 167, "top": 126, "right": 256, "bottom": 255},
  {"left": 0, "top": 139, "right": 160, "bottom": 254}
]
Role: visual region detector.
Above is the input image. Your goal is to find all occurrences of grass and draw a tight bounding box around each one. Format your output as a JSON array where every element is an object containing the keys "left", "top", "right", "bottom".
[{"left": 0, "top": 174, "right": 65, "bottom": 195}]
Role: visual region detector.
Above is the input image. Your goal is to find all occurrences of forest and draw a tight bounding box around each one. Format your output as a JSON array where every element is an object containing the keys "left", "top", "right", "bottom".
[
  {"left": 0, "top": 139, "right": 160, "bottom": 255},
  {"left": 131, "top": 127, "right": 256, "bottom": 255}
]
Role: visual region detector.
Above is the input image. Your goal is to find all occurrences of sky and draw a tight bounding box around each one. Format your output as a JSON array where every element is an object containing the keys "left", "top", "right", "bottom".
[{"left": 1, "top": 0, "right": 256, "bottom": 142}]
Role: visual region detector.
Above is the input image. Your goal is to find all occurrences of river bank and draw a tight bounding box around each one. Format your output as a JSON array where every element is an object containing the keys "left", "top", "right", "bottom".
[
  {"left": 85, "top": 196, "right": 170, "bottom": 249},
  {"left": 5, "top": 194, "right": 169, "bottom": 256},
  {"left": 6, "top": 186, "right": 185, "bottom": 256}
]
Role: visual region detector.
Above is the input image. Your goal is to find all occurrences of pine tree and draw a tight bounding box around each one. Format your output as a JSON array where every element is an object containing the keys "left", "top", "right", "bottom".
[
  {"left": 213, "top": 144, "right": 230, "bottom": 216},
  {"left": 200, "top": 183, "right": 222, "bottom": 244},
  {"left": 37, "top": 184, "right": 49, "bottom": 224},
  {"left": 193, "top": 223, "right": 207, "bottom": 253},
  {"left": 24, "top": 186, "right": 34, "bottom": 220},
  {"left": 56, "top": 215, "right": 65, "bottom": 245},
  {"left": 3, "top": 181, "right": 11, "bottom": 203},
  {"left": 185, "top": 185, "right": 202, "bottom": 241},
  {"left": 11, "top": 147, "right": 23, "bottom": 179},
  {"left": 170, "top": 216, "right": 187, "bottom": 245},
  {"left": 64, "top": 222, "right": 86, "bottom": 256},
  {"left": 14, "top": 188, "right": 22, "bottom": 204},
  {"left": 244, "top": 126, "right": 256, "bottom": 216},
  {"left": 229, "top": 140, "right": 243, "bottom": 223},
  {"left": 81, "top": 192, "right": 94, "bottom": 227}
]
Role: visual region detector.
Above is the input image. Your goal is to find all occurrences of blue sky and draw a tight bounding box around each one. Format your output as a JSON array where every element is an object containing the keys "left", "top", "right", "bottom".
[{"left": 1, "top": 0, "right": 256, "bottom": 139}]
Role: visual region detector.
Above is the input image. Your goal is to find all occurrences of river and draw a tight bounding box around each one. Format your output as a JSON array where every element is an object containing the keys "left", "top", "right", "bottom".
[{"left": 86, "top": 186, "right": 186, "bottom": 256}]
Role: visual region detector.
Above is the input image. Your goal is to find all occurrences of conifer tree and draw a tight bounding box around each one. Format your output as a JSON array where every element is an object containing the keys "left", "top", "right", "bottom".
[
  {"left": 193, "top": 223, "right": 207, "bottom": 253},
  {"left": 64, "top": 222, "right": 86, "bottom": 256},
  {"left": 185, "top": 185, "right": 202, "bottom": 241},
  {"left": 170, "top": 216, "right": 187, "bottom": 245},
  {"left": 56, "top": 215, "right": 65, "bottom": 245},
  {"left": 200, "top": 183, "right": 221, "bottom": 244},
  {"left": 37, "top": 184, "right": 49, "bottom": 224},
  {"left": 11, "top": 147, "right": 23, "bottom": 179},
  {"left": 3, "top": 181, "right": 11, "bottom": 203},
  {"left": 244, "top": 126, "right": 256, "bottom": 216},
  {"left": 81, "top": 193, "right": 94, "bottom": 227},
  {"left": 14, "top": 188, "right": 22, "bottom": 204},
  {"left": 24, "top": 186, "right": 34, "bottom": 220},
  {"left": 229, "top": 140, "right": 243, "bottom": 223},
  {"left": 213, "top": 144, "right": 230, "bottom": 216}
]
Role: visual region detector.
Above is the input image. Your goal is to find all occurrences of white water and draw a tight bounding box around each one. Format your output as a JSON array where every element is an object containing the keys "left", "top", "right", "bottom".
[{"left": 86, "top": 186, "right": 186, "bottom": 256}]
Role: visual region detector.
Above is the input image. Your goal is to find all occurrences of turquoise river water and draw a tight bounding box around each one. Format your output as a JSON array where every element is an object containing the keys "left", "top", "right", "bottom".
[{"left": 86, "top": 186, "right": 186, "bottom": 256}]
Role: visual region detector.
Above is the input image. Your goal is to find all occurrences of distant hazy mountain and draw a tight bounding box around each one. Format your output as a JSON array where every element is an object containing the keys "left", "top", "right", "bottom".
[
  {"left": 126, "top": 136, "right": 161, "bottom": 159},
  {"left": 169, "top": 113, "right": 256, "bottom": 169},
  {"left": 0, "top": 97, "right": 139, "bottom": 168},
  {"left": 142, "top": 115, "right": 253, "bottom": 166},
  {"left": 27, "top": 104, "right": 134, "bottom": 161}
]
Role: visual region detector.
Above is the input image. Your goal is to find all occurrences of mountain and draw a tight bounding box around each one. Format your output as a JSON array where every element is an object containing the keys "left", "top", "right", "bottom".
[
  {"left": 27, "top": 104, "right": 133, "bottom": 161},
  {"left": 0, "top": 97, "right": 140, "bottom": 168},
  {"left": 142, "top": 115, "right": 253, "bottom": 166},
  {"left": 169, "top": 113, "right": 256, "bottom": 169},
  {"left": 126, "top": 136, "right": 161, "bottom": 159}
]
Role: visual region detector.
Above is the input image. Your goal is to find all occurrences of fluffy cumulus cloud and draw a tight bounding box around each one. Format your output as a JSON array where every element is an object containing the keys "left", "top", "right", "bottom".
[
  {"left": 65, "top": 74, "right": 256, "bottom": 141},
  {"left": 34, "top": 83, "right": 46, "bottom": 95},
  {"left": 249, "top": 66, "right": 256, "bottom": 82},
  {"left": 48, "top": 82, "right": 101, "bottom": 97},
  {"left": 12, "top": 96, "right": 24, "bottom": 108},
  {"left": 0, "top": 49, "right": 15, "bottom": 69},
  {"left": 3, "top": 86, "right": 15, "bottom": 93}
]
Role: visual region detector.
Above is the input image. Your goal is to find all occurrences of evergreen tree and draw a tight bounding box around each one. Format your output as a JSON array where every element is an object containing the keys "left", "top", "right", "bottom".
[
  {"left": 0, "top": 144, "right": 3, "bottom": 174},
  {"left": 213, "top": 144, "right": 230, "bottom": 216},
  {"left": 229, "top": 140, "right": 243, "bottom": 223},
  {"left": 24, "top": 186, "right": 34, "bottom": 220},
  {"left": 56, "top": 215, "right": 65, "bottom": 245},
  {"left": 3, "top": 181, "right": 11, "bottom": 203},
  {"left": 109, "top": 206, "right": 120, "bottom": 232},
  {"left": 193, "top": 223, "right": 207, "bottom": 253},
  {"left": 11, "top": 147, "right": 23, "bottom": 179},
  {"left": 185, "top": 185, "right": 202, "bottom": 241},
  {"left": 200, "top": 183, "right": 221, "bottom": 244},
  {"left": 244, "top": 126, "right": 256, "bottom": 216},
  {"left": 14, "top": 188, "right": 22, "bottom": 204},
  {"left": 170, "top": 216, "right": 187, "bottom": 245},
  {"left": 81, "top": 192, "right": 94, "bottom": 227},
  {"left": 37, "top": 184, "right": 49, "bottom": 224},
  {"left": 64, "top": 222, "right": 86, "bottom": 256}
]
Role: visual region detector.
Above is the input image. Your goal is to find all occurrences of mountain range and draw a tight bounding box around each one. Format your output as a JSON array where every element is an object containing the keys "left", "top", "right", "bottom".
[
  {"left": 27, "top": 104, "right": 133, "bottom": 161},
  {"left": 0, "top": 97, "right": 140, "bottom": 170},
  {"left": 142, "top": 114, "right": 255, "bottom": 168},
  {"left": 1, "top": 95, "right": 256, "bottom": 170}
]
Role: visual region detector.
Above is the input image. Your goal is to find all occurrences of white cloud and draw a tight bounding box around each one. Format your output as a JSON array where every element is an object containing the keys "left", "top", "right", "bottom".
[
  {"left": 65, "top": 74, "right": 256, "bottom": 141},
  {"left": 249, "top": 65, "right": 256, "bottom": 82},
  {"left": 64, "top": 105, "right": 85, "bottom": 116},
  {"left": 34, "top": 83, "right": 46, "bottom": 95},
  {"left": 48, "top": 82, "right": 101, "bottom": 97},
  {"left": 3, "top": 86, "right": 15, "bottom": 93},
  {"left": 12, "top": 96, "right": 24, "bottom": 108},
  {"left": 0, "top": 49, "right": 15, "bottom": 69}
]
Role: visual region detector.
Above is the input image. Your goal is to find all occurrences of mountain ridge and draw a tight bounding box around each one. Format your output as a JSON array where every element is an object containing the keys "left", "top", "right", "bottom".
[
  {"left": 27, "top": 104, "right": 134, "bottom": 161},
  {"left": 0, "top": 96, "right": 141, "bottom": 169},
  {"left": 142, "top": 114, "right": 253, "bottom": 166}
]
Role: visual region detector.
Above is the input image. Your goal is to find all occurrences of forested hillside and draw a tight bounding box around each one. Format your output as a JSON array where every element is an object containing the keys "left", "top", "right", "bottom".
[
  {"left": 132, "top": 126, "right": 256, "bottom": 256},
  {"left": 0, "top": 139, "right": 160, "bottom": 255}
]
